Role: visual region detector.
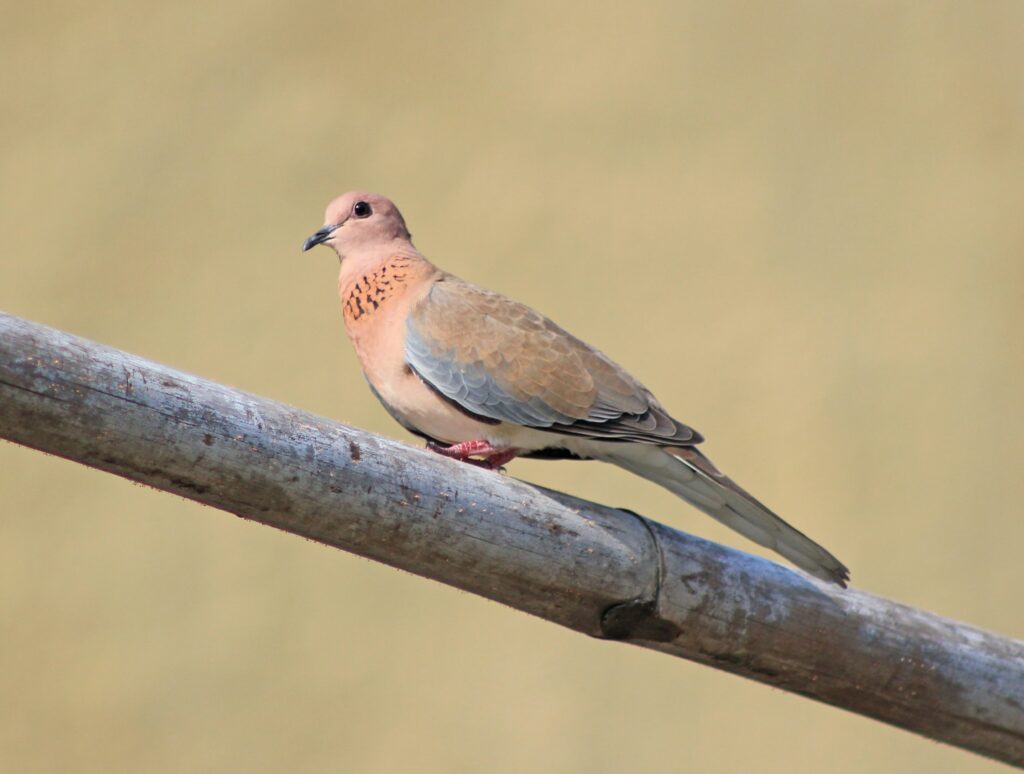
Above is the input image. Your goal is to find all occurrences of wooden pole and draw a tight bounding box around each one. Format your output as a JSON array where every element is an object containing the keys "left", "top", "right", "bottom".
[{"left": 1, "top": 311, "right": 1022, "bottom": 767}]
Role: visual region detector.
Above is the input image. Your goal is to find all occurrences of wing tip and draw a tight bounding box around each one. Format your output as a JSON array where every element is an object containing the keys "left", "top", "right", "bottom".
[{"left": 814, "top": 561, "right": 851, "bottom": 588}]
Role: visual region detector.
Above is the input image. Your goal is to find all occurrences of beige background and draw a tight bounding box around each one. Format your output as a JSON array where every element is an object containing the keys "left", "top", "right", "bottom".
[{"left": 2, "top": 2, "right": 1023, "bottom": 772}]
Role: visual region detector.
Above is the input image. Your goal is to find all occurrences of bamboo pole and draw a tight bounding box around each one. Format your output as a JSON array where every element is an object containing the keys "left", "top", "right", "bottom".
[{"left": 1, "top": 311, "right": 1022, "bottom": 767}]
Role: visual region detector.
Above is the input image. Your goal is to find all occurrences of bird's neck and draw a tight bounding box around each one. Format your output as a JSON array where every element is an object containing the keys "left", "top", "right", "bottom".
[{"left": 337, "top": 249, "right": 438, "bottom": 328}]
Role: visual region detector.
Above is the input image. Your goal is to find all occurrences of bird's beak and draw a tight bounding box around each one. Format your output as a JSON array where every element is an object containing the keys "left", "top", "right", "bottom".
[{"left": 303, "top": 223, "right": 340, "bottom": 251}]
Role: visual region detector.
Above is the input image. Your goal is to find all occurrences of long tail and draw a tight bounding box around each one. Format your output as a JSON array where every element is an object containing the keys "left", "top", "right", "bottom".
[{"left": 598, "top": 444, "right": 849, "bottom": 586}]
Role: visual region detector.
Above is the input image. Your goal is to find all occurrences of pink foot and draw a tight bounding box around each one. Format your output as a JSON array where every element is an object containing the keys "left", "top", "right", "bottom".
[
  {"left": 482, "top": 447, "right": 520, "bottom": 469},
  {"left": 427, "top": 440, "right": 520, "bottom": 470}
]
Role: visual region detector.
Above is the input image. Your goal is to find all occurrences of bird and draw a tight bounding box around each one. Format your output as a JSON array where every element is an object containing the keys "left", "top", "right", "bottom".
[{"left": 303, "top": 191, "right": 849, "bottom": 586}]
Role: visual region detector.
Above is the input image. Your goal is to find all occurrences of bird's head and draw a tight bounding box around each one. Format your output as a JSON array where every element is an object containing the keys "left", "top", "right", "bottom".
[{"left": 303, "top": 191, "right": 411, "bottom": 258}]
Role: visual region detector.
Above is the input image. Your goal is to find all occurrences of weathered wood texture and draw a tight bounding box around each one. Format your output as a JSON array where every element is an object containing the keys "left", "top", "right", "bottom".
[{"left": 1, "top": 311, "right": 1022, "bottom": 767}]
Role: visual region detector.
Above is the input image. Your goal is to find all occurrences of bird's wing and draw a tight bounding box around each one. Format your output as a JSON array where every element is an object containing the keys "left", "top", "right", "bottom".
[{"left": 405, "top": 276, "right": 702, "bottom": 445}]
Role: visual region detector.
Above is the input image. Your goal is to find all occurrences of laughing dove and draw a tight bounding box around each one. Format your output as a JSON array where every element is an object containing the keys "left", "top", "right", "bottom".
[{"left": 304, "top": 192, "right": 849, "bottom": 586}]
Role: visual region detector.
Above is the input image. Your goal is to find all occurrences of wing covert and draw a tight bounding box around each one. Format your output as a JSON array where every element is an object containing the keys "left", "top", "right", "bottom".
[{"left": 405, "top": 277, "right": 702, "bottom": 445}]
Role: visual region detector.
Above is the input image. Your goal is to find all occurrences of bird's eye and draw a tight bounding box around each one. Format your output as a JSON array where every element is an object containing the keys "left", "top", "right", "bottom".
[{"left": 353, "top": 201, "right": 372, "bottom": 218}]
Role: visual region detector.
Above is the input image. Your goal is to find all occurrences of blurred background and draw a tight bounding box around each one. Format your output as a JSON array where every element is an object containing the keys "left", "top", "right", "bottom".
[{"left": 2, "top": 2, "right": 1022, "bottom": 772}]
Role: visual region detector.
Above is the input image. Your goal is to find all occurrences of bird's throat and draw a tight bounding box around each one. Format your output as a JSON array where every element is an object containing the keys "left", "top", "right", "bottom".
[{"left": 338, "top": 256, "right": 409, "bottom": 323}]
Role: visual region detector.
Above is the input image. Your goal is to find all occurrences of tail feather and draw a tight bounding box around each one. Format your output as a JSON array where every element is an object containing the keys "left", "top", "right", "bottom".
[{"left": 599, "top": 444, "right": 849, "bottom": 586}]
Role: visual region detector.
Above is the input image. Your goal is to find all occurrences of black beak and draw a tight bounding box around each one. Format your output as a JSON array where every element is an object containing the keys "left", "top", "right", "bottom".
[{"left": 303, "top": 223, "right": 340, "bottom": 251}]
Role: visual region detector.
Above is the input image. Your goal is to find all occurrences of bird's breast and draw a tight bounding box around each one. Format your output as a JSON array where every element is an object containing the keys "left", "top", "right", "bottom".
[
  {"left": 338, "top": 257, "right": 491, "bottom": 445},
  {"left": 339, "top": 256, "right": 423, "bottom": 388}
]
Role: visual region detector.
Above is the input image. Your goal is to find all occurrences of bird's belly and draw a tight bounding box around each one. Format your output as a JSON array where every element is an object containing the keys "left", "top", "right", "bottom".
[
  {"left": 368, "top": 364, "right": 560, "bottom": 451},
  {"left": 376, "top": 367, "right": 492, "bottom": 443},
  {"left": 347, "top": 326, "right": 493, "bottom": 444}
]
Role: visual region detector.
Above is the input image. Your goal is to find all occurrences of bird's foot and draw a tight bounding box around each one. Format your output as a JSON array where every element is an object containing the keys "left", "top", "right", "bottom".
[
  {"left": 427, "top": 440, "right": 520, "bottom": 470},
  {"left": 481, "top": 447, "right": 520, "bottom": 471}
]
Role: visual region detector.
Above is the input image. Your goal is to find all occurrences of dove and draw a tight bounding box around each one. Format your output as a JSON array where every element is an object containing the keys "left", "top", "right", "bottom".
[{"left": 303, "top": 192, "right": 849, "bottom": 586}]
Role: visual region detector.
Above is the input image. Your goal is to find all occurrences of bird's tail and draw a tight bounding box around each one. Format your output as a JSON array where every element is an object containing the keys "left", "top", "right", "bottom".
[{"left": 598, "top": 444, "right": 849, "bottom": 586}]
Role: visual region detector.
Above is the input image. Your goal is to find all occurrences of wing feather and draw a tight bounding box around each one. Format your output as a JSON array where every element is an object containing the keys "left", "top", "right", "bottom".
[{"left": 405, "top": 277, "right": 702, "bottom": 445}]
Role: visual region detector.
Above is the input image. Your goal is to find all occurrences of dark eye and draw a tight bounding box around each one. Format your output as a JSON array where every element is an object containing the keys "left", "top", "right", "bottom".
[{"left": 353, "top": 201, "right": 372, "bottom": 218}]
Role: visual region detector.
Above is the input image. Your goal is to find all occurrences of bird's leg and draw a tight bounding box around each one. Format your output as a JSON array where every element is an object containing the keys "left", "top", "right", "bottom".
[{"left": 427, "top": 440, "right": 520, "bottom": 470}]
